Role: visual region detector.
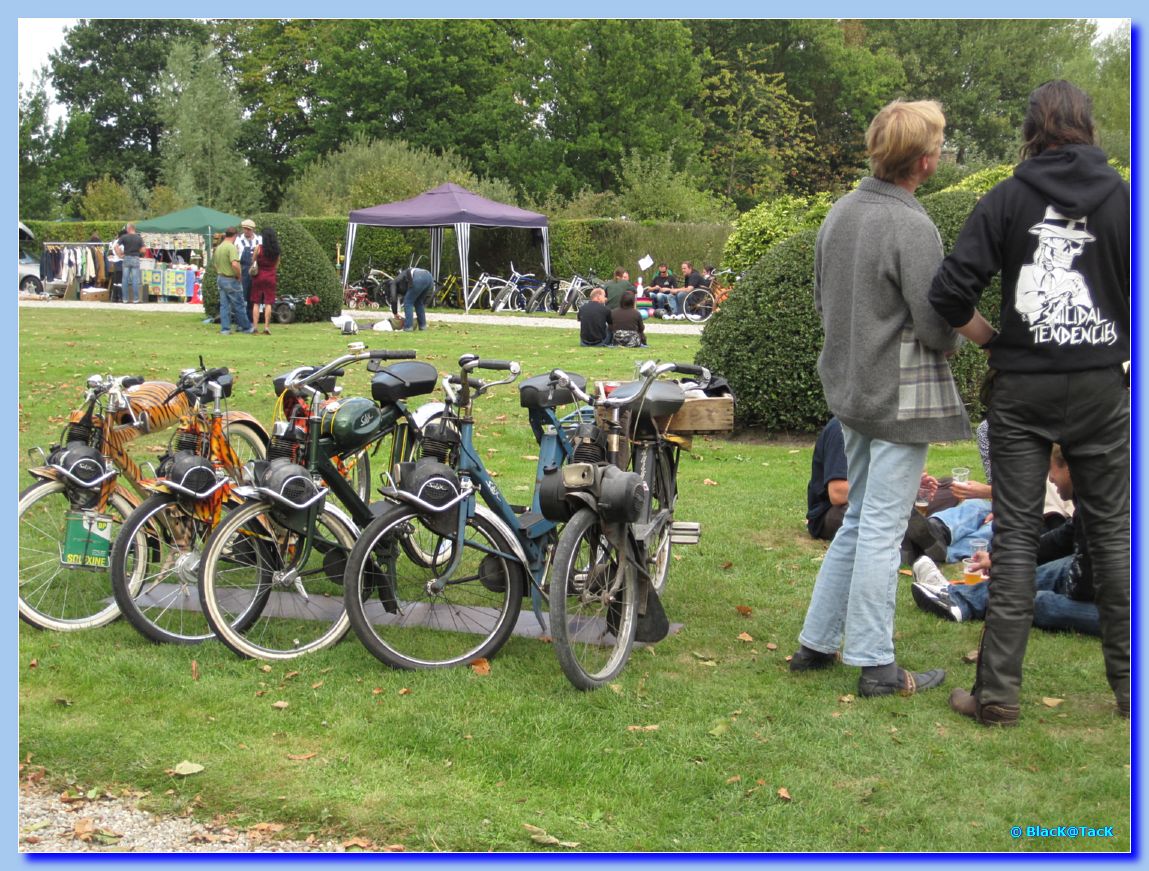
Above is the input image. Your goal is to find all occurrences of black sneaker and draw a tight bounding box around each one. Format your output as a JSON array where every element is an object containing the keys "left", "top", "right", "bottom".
[
  {"left": 858, "top": 665, "right": 946, "bottom": 697},
  {"left": 904, "top": 511, "right": 949, "bottom": 563},
  {"left": 911, "top": 581, "right": 964, "bottom": 622},
  {"left": 788, "top": 645, "right": 838, "bottom": 672}
]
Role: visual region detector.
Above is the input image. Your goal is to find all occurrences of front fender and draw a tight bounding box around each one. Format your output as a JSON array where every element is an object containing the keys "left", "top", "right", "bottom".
[
  {"left": 222, "top": 410, "right": 270, "bottom": 445},
  {"left": 411, "top": 402, "right": 446, "bottom": 431}
]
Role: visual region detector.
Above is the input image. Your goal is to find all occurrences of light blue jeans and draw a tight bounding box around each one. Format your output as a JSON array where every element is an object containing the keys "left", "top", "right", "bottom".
[
  {"left": 799, "top": 425, "right": 928, "bottom": 667},
  {"left": 121, "top": 255, "right": 141, "bottom": 303},
  {"left": 217, "top": 276, "right": 251, "bottom": 333},
  {"left": 932, "top": 498, "right": 994, "bottom": 563}
]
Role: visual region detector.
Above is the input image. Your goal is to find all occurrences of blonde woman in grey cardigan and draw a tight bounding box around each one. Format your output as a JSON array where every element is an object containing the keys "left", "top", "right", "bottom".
[{"left": 790, "top": 100, "right": 971, "bottom": 698}]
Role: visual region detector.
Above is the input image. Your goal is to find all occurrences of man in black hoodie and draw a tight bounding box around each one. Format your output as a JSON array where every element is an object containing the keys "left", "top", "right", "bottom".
[{"left": 929, "top": 81, "right": 1130, "bottom": 725}]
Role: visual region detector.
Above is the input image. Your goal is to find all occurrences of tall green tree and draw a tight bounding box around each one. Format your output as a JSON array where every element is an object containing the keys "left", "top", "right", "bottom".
[
  {"left": 1062, "top": 22, "right": 1131, "bottom": 163},
  {"left": 19, "top": 73, "right": 94, "bottom": 219},
  {"left": 861, "top": 19, "right": 1095, "bottom": 163},
  {"left": 49, "top": 19, "right": 211, "bottom": 186},
  {"left": 157, "top": 41, "right": 263, "bottom": 214},
  {"left": 520, "top": 20, "right": 703, "bottom": 197}
]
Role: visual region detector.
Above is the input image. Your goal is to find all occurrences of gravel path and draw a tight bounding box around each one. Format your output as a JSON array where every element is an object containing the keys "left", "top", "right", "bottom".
[
  {"left": 17, "top": 779, "right": 386, "bottom": 853},
  {"left": 17, "top": 297, "right": 704, "bottom": 335}
]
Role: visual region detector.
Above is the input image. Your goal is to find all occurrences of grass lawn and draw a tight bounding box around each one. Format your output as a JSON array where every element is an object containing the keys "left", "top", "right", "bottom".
[{"left": 16, "top": 307, "right": 1131, "bottom": 853}]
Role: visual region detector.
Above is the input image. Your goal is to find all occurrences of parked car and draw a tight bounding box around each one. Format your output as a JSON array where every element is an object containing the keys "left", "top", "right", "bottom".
[{"left": 19, "top": 248, "right": 42, "bottom": 294}]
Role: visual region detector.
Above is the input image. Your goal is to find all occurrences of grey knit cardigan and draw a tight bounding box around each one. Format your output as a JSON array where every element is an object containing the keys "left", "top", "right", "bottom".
[{"left": 814, "top": 178, "right": 971, "bottom": 444}]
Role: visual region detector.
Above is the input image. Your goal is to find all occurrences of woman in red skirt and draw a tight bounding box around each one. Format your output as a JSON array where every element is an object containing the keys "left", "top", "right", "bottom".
[{"left": 250, "top": 227, "right": 280, "bottom": 334}]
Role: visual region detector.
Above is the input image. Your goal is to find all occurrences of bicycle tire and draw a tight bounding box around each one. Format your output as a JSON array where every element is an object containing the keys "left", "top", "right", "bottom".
[
  {"left": 633, "top": 443, "right": 676, "bottom": 595},
  {"left": 681, "top": 289, "right": 714, "bottom": 322},
  {"left": 18, "top": 479, "right": 137, "bottom": 631},
  {"left": 221, "top": 421, "right": 268, "bottom": 481},
  {"left": 110, "top": 494, "right": 221, "bottom": 644},
  {"left": 198, "top": 499, "right": 357, "bottom": 660},
  {"left": 343, "top": 502, "right": 524, "bottom": 669},
  {"left": 549, "top": 507, "right": 638, "bottom": 690}
]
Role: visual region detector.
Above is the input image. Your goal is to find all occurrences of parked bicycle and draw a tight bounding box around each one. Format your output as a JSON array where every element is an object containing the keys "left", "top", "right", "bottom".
[
  {"left": 543, "top": 360, "right": 709, "bottom": 689},
  {"left": 681, "top": 268, "right": 740, "bottom": 323},
  {"left": 555, "top": 271, "right": 602, "bottom": 316},
  {"left": 195, "top": 343, "right": 444, "bottom": 660},
  {"left": 491, "top": 263, "right": 542, "bottom": 313},
  {"left": 344, "top": 258, "right": 397, "bottom": 313},
  {"left": 109, "top": 363, "right": 271, "bottom": 645},
  {"left": 19, "top": 368, "right": 264, "bottom": 631},
  {"left": 341, "top": 354, "right": 592, "bottom": 671}
]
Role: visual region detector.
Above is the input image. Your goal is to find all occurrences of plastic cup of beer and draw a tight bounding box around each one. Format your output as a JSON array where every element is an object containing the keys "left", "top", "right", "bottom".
[
  {"left": 952, "top": 467, "right": 971, "bottom": 502},
  {"left": 970, "top": 537, "right": 989, "bottom": 555},
  {"left": 915, "top": 486, "right": 931, "bottom": 515},
  {"left": 962, "top": 557, "right": 985, "bottom": 584}
]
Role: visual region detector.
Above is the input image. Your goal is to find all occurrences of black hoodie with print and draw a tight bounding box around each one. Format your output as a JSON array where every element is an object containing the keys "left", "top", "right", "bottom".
[{"left": 929, "top": 145, "right": 1129, "bottom": 373}]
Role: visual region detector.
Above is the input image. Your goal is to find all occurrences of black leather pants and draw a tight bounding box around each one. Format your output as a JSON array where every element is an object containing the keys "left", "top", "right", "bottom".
[{"left": 976, "top": 366, "right": 1130, "bottom": 709}]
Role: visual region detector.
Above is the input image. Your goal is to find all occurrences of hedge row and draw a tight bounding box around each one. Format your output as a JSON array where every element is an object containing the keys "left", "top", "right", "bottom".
[{"left": 697, "top": 188, "right": 1001, "bottom": 434}]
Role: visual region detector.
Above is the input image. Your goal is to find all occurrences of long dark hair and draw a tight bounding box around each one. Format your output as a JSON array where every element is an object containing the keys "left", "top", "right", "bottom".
[
  {"left": 1021, "top": 80, "right": 1096, "bottom": 160},
  {"left": 260, "top": 227, "right": 280, "bottom": 260}
]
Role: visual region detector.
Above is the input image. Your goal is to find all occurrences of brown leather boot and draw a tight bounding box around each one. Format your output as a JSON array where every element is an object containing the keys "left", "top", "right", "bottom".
[{"left": 949, "top": 688, "right": 1020, "bottom": 727}]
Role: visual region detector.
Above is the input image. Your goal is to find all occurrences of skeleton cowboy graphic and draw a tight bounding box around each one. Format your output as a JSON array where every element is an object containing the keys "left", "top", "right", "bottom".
[{"left": 1015, "top": 206, "right": 1097, "bottom": 328}]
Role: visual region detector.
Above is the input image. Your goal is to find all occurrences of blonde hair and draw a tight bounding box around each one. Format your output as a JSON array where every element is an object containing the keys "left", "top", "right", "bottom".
[{"left": 866, "top": 100, "right": 945, "bottom": 182}]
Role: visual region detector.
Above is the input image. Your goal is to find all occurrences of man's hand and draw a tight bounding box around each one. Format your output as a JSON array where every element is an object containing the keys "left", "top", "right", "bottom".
[{"left": 952, "top": 480, "right": 992, "bottom": 501}]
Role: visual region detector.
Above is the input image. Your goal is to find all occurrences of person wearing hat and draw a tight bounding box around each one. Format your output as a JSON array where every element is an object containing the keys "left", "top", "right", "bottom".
[
  {"left": 930, "top": 80, "right": 1130, "bottom": 727},
  {"left": 236, "top": 219, "right": 262, "bottom": 307}
]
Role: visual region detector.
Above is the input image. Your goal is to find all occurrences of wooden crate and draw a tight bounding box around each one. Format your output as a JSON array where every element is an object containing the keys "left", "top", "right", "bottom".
[
  {"left": 665, "top": 394, "right": 734, "bottom": 434},
  {"left": 80, "top": 288, "right": 109, "bottom": 302}
]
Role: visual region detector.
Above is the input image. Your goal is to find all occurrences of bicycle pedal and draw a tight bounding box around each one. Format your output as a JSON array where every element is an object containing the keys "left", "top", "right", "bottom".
[{"left": 669, "top": 521, "right": 701, "bottom": 545}]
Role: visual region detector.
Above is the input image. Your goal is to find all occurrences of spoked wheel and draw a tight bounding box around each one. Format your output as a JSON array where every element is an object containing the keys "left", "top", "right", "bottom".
[
  {"left": 342, "top": 503, "right": 524, "bottom": 669},
  {"left": 198, "top": 500, "right": 357, "bottom": 660},
  {"left": 681, "top": 289, "right": 714, "bottom": 322},
  {"left": 110, "top": 494, "right": 221, "bottom": 644},
  {"left": 549, "top": 508, "right": 638, "bottom": 690},
  {"left": 221, "top": 420, "right": 267, "bottom": 482},
  {"left": 18, "top": 480, "right": 137, "bottom": 631},
  {"left": 635, "top": 443, "right": 677, "bottom": 595}
]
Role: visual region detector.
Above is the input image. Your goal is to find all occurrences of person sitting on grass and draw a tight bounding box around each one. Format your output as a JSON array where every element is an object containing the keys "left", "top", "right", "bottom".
[
  {"left": 603, "top": 268, "right": 634, "bottom": 310},
  {"left": 577, "top": 287, "right": 613, "bottom": 346},
  {"left": 911, "top": 445, "right": 1101, "bottom": 636},
  {"left": 609, "top": 290, "right": 646, "bottom": 348}
]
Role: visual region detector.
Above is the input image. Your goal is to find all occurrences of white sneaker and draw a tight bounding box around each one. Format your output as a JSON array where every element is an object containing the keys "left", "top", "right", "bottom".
[{"left": 912, "top": 555, "right": 948, "bottom": 592}]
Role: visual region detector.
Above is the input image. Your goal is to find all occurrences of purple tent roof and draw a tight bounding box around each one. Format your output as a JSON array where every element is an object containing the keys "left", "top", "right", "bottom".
[{"left": 348, "top": 183, "right": 547, "bottom": 229}]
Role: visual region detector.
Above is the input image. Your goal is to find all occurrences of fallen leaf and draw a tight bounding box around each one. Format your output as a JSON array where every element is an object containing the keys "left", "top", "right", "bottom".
[
  {"left": 170, "top": 761, "right": 205, "bottom": 777},
  {"left": 626, "top": 724, "right": 660, "bottom": 732},
  {"left": 737, "top": 632, "right": 753, "bottom": 643},
  {"left": 765, "top": 642, "right": 778, "bottom": 651},
  {"left": 398, "top": 687, "right": 412, "bottom": 696},
  {"left": 838, "top": 694, "right": 855, "bottom": 704},
  {"left": 384, "top": 844, "right": 406, "bottom": 852},
  {"left": 1042, "top": 697, "right": 1064, "bottom": 708},
  {"left": 28, "top": 659, "right": 38, "bottom": 669},
  {"left": 720, "top": 561, "right": 734, "bottom": 570},
  {"left": 777, "top": 787, "right": 793, "bottom": 801},
  {"left": 284, "top": 671, "right": 300, "bottom": 680},
  {"left": 708, "top": 720, "right": 731, "bottom": 737},
  {"left": 471, "top": 658, "right": 491, "bottom": 676},
  {"left": 54, "top": 698, "right": 72, "bottom": 706},
  {"left": 311, "top": 681, "right": 324, "bottom": 689},
  {"left": 191, "top": 660, "right": 200, "bottom": 681},
  {"left": 726, "top": 775, "right": 742, "bottom": 784},
  {"left": 963, "top": 650, "right": 979, "bottom": 663},
  {"left": 735, "top": 605, "right": 752, "bottom": 617},
  {"left": 371, "top": 687, "right": 384, "bottom": 695},
  {"left": 494, "top": 414, "right": 507, "bottom": 422},
  {"left": 73, "top": 818, "right": 96, "bottom": 841},
  {"left": 271, "top": 701, "right": 289, "bottom": 710},
  {"left": 898, "top": 568, "right": 913, "bottom": 577},
  {"left": 703, "top": 478, "right": 719, "bottom": 486},
  {"left": 259, "top": 664, "right": 272, "bottom": 673},
  {"left": 286, "top": 753, "right": 317, "bottom": 761},
  {"left": 522, "top": 455, "right": 539, "bottom": 461}
]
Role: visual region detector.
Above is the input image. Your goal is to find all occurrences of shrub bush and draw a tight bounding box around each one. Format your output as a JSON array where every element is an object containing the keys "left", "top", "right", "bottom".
[
  {"left": 201, "top": 214, "right": 343, "bottom": 322},
  {"left": 697, "top": 229, "right": 829, "bottom": 433},
  {"left": 720, "top": 193, "right": 833, "bottom": 275}
]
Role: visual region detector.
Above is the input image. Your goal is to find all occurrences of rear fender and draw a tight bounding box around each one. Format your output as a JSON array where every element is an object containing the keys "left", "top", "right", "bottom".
[{"left": 222, "top": 410, "right": 270, "bottom": 445}]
